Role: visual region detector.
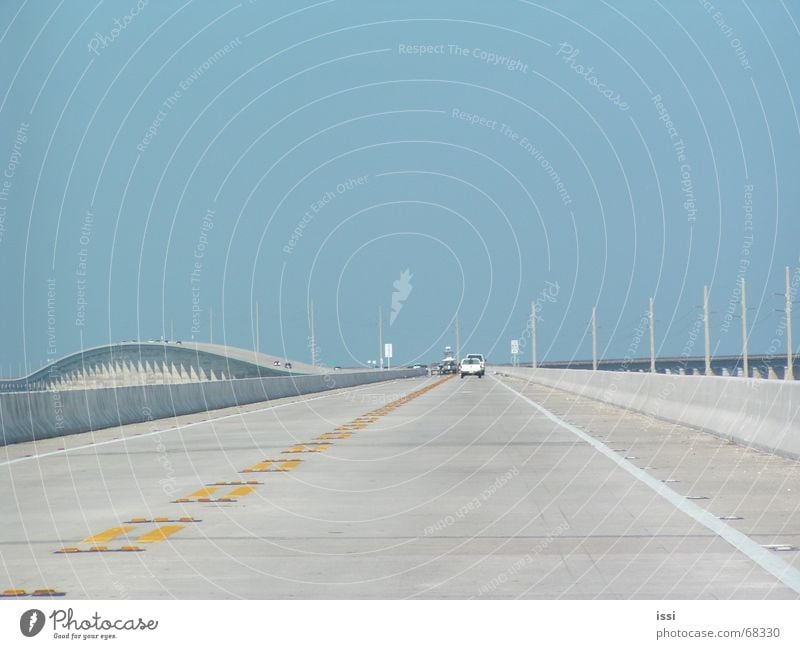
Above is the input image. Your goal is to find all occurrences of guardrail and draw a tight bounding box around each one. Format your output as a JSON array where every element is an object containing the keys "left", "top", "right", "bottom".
[
  {"left": 495, "top": 366, "right": 800, "bottom": 460},
  {"left": 0, "top": 368, "right": 425, "bottom": 446}
]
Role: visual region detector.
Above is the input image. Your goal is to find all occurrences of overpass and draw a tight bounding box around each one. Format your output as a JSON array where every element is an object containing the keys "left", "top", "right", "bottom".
[
  {"left": 0, "top": 341, "right": 322, "bottom": 393},
  {"left": 2, "top": 359, "right": 799, "bottom": 599}
]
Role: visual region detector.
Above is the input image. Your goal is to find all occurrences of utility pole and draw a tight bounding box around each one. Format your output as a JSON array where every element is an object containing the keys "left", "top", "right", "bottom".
[
  {"left": 786, "top": 267, "right": 794, "bottom": 381},
  {"left": 378, "top": 306, "right": 384, "bottom": 370},
  {"left": 170, "top": 319, "right": 174, "bottom": 342},
  {"left": 531, "top": 301, "right": 538, "bottom": 369},
  {"left": 703, "top": 285, "right": 712, "bottom": 376},
  {"left": 741, "top": 277, "right": 749, "bottom": 378},
  {"left": 455, "top": 311, "right": 461, "bottom": 362},
  {"left": 591, "top": 306, "right": 598, "bottom": 371},
  {"left": 209, "top": 306, "right": 213, "bottom": 344},
  {"left": 649, "top": 297, "right": 656, "bottom": 373},
  {"left": 309, "top": 300, "right": 316, "bottom": 367},
  {"left": 255, "top": 302, "right": 260, "bottom": 354}
]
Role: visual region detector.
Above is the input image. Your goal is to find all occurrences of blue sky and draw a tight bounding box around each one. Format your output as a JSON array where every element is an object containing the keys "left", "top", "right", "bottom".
[{"left": 1, "top": 0, "right": 799, "bottom": 372}]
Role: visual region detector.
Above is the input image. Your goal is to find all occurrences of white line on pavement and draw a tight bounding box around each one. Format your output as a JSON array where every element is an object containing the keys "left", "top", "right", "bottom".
[{"left": 494, "top": 375, "right": 800, "bottom": 596}]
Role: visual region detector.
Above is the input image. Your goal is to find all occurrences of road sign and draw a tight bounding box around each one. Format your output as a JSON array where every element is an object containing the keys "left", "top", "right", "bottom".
[
  {"left": 384, "top": 343, "right": 393, "bottom": 358},
  {"left": 510, "top": 340, "right": 519, "bottom": 355}
]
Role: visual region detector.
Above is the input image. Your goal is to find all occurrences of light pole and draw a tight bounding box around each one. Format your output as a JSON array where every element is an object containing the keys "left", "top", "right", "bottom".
[
  {"left": 309, "top": 300, "right": 316, "bottom": 367},
  {"left": 704, "top": 286, "right": 712, "bottom": 376},
  {"left": 741, "top": 277, "right": 749, "bottom": 378},
  {"left": 255, "top": 301, "right": 260, "bottom": 355},
  {"left": 591, "top": 306, "right": 598, "bottom": 371},
  {"left": 379, "top": 306, "right": 384, "bottom": 370},
  {"left": 649, "top": 297, "right": 656, "bottom": 373},
  {"left": 531, "top": 301, "right": 538, "bottom": 369},
  {"left": 786, "top": 267, "right": 794, "bottom": 381},
  {"left": 455, "top": 311, "right": 461, "bottom": 362}
]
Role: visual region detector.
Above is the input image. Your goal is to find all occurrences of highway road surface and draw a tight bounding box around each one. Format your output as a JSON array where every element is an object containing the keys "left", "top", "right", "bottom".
[{"left": 2, "top": 372, "right": 800, "bottom": 599}]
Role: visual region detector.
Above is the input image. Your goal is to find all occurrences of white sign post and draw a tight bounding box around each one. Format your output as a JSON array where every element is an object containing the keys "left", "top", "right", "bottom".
[
  {"left": 384, "top": 343, "right": 393, "bottom": 369},
  {"left": 511, "top": 339, "right": 519, "bottom": 367}
]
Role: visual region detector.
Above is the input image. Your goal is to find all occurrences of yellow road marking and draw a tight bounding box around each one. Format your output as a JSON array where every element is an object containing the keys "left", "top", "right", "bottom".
[
  {"left": 136, "top": 525, "right": 184, "bottom": 543},
  {"left": 187, "top": 487, "right": 219, "bottom": 499},
  {"left": 278, "top": 460, "right": 301, "bottom": 471},
  {"left": 243, "top": 461, "right": 273, "bottom": 472},
  {"left": 284, "top": 445, "right": 305, "bottom": 453},
  {"left": 224, "top": 486, "right": 255, "bottom": 498},
  {"left": 83, "top": 526, "right": 135, "bottom": 543}
]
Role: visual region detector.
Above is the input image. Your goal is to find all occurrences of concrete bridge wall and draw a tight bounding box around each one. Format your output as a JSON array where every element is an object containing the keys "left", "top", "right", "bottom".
[
  {"left": 496, "top": 367, "right": 800, "bottom": 460},
  {"left": 0, "top": 368, "right": 424, "bottom": 446}
]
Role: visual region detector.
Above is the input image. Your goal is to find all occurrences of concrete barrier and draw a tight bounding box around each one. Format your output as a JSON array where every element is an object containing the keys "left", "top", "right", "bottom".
[
  {"left": 495, "top": 366, "right": 800, "bottom": 460},
  {"left": 0, "top": 369, "right": 424, "bottom": 446}
]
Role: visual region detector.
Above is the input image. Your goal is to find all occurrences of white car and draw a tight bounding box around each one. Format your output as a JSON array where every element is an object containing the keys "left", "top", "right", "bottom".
[
  {"left": 460, "top": 357, "right": 484, "bottom": 378},
  {"left": 465, "top": 353, "right": 486, "bottom": 371}
]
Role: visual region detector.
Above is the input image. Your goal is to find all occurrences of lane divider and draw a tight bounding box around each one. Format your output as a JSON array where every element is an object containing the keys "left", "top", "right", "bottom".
[
  {"left": 83, "top": 526, "right": 135, "bottom": 544},
  {"left": 126, "top": 517, "right": 200, "bottom": 524},
  {"left": 55, "top": 546, "right": 143, "bottom": 554},
  {"left": 50, "top": 376, "right": 452, "bottom": 560},
  {"left": 1, "top": 588, "right": 66, "bottom": 597},
  {"left": 240, "top": 459, "right": 303, "bottom": 473},
  {"left": 135, "top": 525, "right": 184, "bottom": 544}
]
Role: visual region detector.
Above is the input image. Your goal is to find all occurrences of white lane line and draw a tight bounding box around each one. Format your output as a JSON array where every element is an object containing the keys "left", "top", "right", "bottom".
[
  {"left": 494, "top": 375, "right": 800, "bottom": 595},
  {"left": 0, "top": 378, "right": 421, "bottom": 468}
]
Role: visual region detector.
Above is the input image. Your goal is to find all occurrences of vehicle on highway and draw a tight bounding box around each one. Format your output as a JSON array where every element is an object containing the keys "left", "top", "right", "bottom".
[
  {"left": 460, "top": 357, "right": 484, "bottom": 378},
  {"left": 440, "top": 360, "right": 458, "bottom": 375},
  {"left": 284, "top": 362, "right": 292, "bottom": 369},
  {"left": 273, "top": 360, "right": 281, "bottom": 366},
  {"left": 465, "top": 353, "right": 486, "bottom": 372}
]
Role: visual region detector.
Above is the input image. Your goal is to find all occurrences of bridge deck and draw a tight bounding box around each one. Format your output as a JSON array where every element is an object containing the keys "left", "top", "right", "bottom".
[{"left": 1, "top": 374, "right": 799, "bottom": 598}]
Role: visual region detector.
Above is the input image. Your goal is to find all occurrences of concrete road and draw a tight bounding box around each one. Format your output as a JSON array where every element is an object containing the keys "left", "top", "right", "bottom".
[{"left": 2, "top": 372, "right": 800, "bottom": 599}]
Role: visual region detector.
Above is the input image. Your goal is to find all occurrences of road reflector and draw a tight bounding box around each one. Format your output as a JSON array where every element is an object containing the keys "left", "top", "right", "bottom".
[
  {"left": 0, "top": 589, "right": 27, "bottom": 597},
  {"left": 31, "top": 589, "right": 65, "bottom": 597},
  {"left": 125, "top": 516, "right": 202, "bottom": 525}
]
